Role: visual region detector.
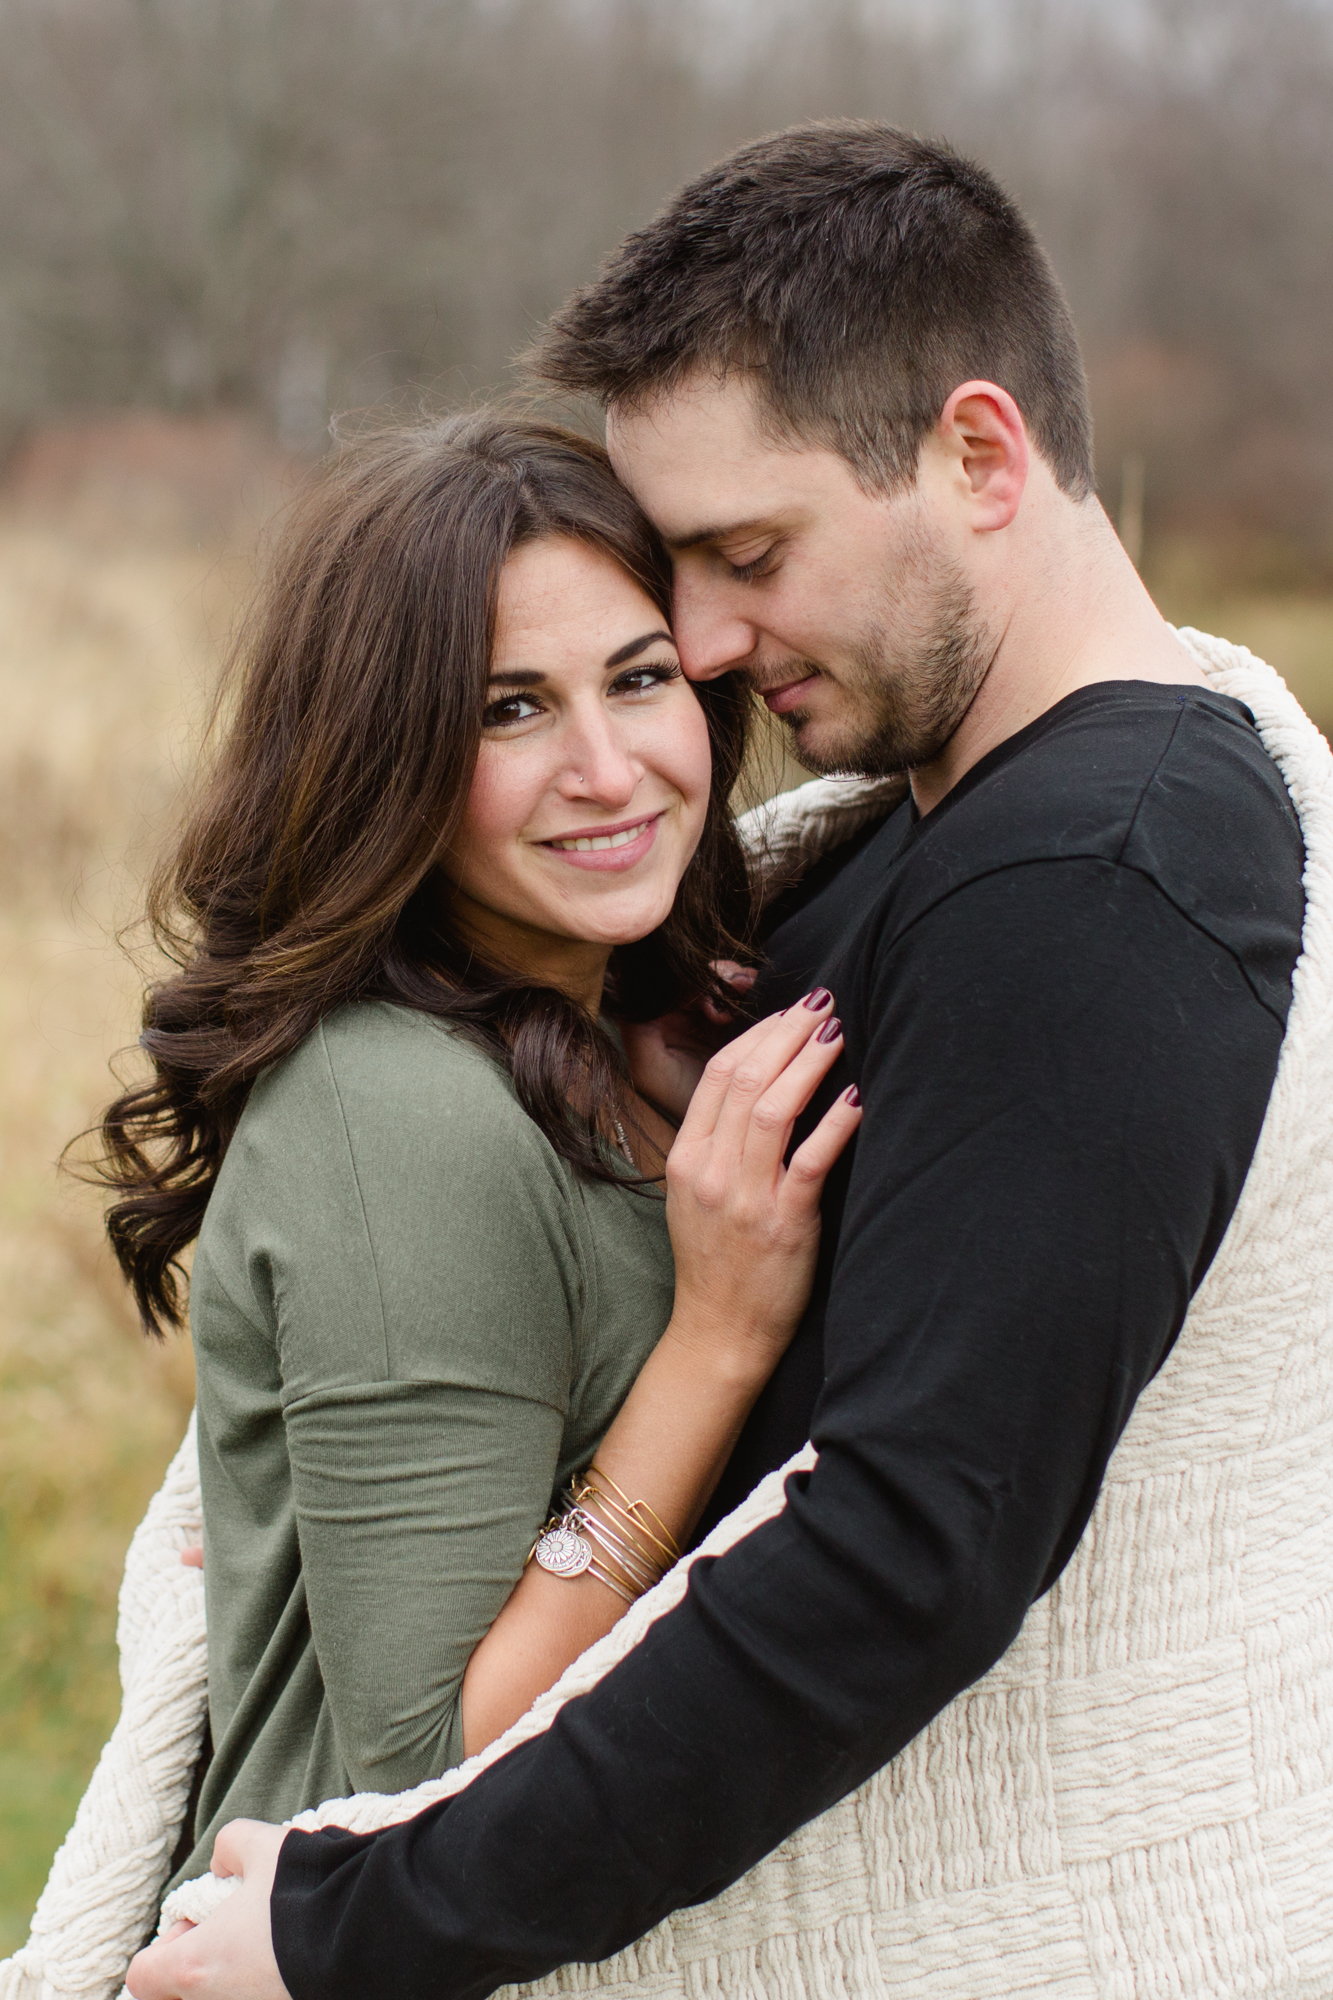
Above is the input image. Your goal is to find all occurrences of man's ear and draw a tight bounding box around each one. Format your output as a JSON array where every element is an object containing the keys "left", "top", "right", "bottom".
[{"left": 935, "top": 380, "right": 1029, "bottom": 532}]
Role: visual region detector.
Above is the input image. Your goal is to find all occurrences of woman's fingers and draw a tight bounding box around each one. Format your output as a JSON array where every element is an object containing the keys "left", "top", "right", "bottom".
[
  {"left": 210, "top": 1817, "right": 284, "bottom": 1881},
  {"left": 125, "top": 1820, "right": 289, "bottom": 2000},
  {"left": 711, "top": 960, "right": 757, "bottom": 989},
  {"left": 688, "top": 991, "right": 834, "bottom": 1146},
  {"left": 701, "top": 959, "right": 758, "bottom": 1025},
  {"left": 731, "top": 1016, "right": 849, "bottom": 1181},
  {"left": 680, "top": 992, "right": 824, "bottom": 1136},
  {"left": 781, "top": 1085, "right": 863, "bottom": 1216},
  {"left": 709, "top": 997, "right": 845, "bottom": 1167}
]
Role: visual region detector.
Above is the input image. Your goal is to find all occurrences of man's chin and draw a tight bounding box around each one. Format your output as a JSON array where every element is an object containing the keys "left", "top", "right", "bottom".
[{"left": 785, "top": 712, "right": 909, "bottom": 781}]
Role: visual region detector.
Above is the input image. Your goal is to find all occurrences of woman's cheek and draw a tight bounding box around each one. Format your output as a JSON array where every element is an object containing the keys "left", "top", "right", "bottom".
[
  {"left": 654, "top": 694, "right": 713, "bottom": 838},
  {"left": 457, "top": 745, "right": 514, "bottom": 848},
  {"left": 443, "top": 746, "right": 538, "bottom": 906}
]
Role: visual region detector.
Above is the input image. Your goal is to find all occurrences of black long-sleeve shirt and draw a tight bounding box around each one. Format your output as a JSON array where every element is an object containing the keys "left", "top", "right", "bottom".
[{"left": 270, "top": 683, "right": 1305, "bottom": 2000}]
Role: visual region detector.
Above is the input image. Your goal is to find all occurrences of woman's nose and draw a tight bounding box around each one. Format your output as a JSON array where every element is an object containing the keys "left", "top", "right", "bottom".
[{"left": 558, "top": 711, "right": 641, "bottom": 806}]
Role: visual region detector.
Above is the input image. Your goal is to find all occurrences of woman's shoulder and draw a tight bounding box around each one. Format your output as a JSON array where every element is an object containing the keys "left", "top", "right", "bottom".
[
  {"left": 254, "top": 999, "right": 512, "bottom": 1106},
  {"left": 322, "top": 998, "right": 520, "bottom": 1096},
  {"left": 200, "top": 1003, "right": 593, "bottom": 1393},
  {"left": 238, "top": 1000, "right": 569, "bottom": 1188}
]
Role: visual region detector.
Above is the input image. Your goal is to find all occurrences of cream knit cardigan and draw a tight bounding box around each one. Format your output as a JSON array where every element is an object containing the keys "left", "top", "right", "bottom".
[{"left": 3, "top": 630, "right": 1330, "bottom": 2000}]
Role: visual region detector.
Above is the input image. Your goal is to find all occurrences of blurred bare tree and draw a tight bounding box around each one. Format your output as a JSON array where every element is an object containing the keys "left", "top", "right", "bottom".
[{"left": 0, "top": 0, "right": 1329, "bottom": 573}]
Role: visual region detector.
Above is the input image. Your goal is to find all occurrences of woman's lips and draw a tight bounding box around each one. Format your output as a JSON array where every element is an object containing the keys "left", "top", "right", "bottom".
[
  {"left": 762, "top": 673, "right": 821, "bottom": 715},
  {"left": 538, "top": 811, "right": 664, "bottom": 872}
]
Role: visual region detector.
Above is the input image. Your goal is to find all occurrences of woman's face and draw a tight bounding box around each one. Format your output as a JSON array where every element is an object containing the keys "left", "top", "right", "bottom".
[{"left": 444, "top": 535, "right": 713, "bottom": 993}]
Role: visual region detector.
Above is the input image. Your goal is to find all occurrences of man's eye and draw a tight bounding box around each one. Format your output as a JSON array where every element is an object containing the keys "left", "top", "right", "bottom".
[
  {"left": 611, "top": 661, "right": 683, "bottom": 697},
  {"left": 727, "top": 548, "right": 777, "bottom": 583},
  {"left": 482, "top": 692, "right": 543, "bottom": 727}
]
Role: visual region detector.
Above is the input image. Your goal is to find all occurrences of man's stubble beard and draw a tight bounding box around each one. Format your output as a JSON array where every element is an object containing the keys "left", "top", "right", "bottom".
[{"left": 784, "top": 535, "right": 996, "bottom": 780}]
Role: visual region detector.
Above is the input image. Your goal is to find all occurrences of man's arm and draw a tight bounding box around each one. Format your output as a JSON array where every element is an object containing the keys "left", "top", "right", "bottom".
[{"left": 269, "top": 859, "right": 1288, "bottom": 2000}]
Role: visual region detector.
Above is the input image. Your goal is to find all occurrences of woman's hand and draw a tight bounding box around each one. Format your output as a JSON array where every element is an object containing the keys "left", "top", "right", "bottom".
[
  {"left": 457, "top": 989, "right": 857, "bottom": 1759},
  {"left": 619, "top": 962, "right": 757, "bottom": 1123},
  {"left": 125, "top": 1820, "right": 289, "bottom": 2000},
  {"left": 664, "top": 988, "right": 860, "bottom": 1377}
]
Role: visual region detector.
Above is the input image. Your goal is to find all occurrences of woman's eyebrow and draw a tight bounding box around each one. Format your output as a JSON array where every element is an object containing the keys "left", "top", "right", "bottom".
[
  {"left": 487, "top": 632, "right": 675, "bottom": 685},
  {"left": 604, "top": 629, "right": 674, "bottom": 668}
]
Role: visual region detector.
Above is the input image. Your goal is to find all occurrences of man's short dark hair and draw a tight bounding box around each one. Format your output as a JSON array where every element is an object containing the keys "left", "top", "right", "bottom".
[{"left": 529, "top": 122, "right": 1094, "bottom": 499}]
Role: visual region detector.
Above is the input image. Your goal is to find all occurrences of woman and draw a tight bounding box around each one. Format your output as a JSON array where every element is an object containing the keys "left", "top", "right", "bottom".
[{"left": 97, "top": 411, "right": 860, "bottom": 1891}]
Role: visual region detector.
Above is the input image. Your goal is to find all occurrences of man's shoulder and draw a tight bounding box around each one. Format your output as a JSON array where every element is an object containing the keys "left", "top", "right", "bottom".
[
  {"left": 925, "top": 681, "right": 1291, "bottom": 870},
  {"left": 900, "top": 680, "right": 1292, "bottom": 890},
  {"left": 777, "top": 682, "right": 1304, "bottom": 1021}
]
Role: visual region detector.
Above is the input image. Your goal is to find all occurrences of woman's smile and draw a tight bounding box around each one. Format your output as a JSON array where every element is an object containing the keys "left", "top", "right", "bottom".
[{"left": 538, "top": 808, "right": 666, "bottom": 868}]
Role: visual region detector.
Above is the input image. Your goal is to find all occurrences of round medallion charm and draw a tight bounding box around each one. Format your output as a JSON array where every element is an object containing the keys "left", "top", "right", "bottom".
[{"left": 533, "top": 1524, "right": 593, "bottom": 1578}]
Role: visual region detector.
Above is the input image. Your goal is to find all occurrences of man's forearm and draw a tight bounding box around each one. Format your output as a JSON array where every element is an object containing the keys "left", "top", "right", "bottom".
[{"left": 272, "top": 1457, "right": 1020, "bottom": 2000}]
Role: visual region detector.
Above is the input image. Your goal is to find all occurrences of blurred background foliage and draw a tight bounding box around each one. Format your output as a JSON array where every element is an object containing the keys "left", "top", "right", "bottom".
[
  {"left": 2, "top": 0, "right": 1332, "bottom": 593},
  {"left": 1, "top": 0, "right": 1331, "bottom": 1953}
]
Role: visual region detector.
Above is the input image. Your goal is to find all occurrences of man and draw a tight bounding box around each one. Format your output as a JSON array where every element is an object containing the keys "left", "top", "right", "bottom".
[{"left": 129, "top": 124, "right": 1318, "bottom": 2000}]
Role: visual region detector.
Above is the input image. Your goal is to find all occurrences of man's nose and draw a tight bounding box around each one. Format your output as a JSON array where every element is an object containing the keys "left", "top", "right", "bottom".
[{"left": 671, "top": 575, "right": 760, "bottom": 682}]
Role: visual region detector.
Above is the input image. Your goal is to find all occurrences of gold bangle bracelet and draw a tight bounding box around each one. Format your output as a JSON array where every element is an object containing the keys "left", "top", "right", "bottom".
[
  {"left": 564, "top": 1488, "right": 660, "bottom": 1560},
  {"left": 575, "top": 1481, "right": 678, "bottom": 1576},
  {"left": 570, "top": 1488, "right": 671, "bottom": 1592},
  {"left": 571, "top": 1505, "right": 661, "bottom": 1594},
  {"left": 585, "top": 1466, "right": 680, "bottom": 1562},
  {"left": 531, "top": 1465, "right": 681, "bottom": 1609},
  {"left": 582, "top": 1556, "right": 637, "bottom": 1605}
]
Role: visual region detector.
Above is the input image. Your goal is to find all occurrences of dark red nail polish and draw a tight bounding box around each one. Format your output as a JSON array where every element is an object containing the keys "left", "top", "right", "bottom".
[
  {"left": 843, "top": 1084, "right": 861, "bottom": 1106},
  {"left": 804, "top": 988, "right": 833, "bottom": 1011},
  {"left": 816, "top": 1016, "right": 842, "bottom": 1044}
]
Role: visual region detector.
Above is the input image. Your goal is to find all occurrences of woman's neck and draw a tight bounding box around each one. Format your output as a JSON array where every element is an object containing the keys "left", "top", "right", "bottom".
[
  {"left": 449, "top": 888, "right": 612, "bottom": 1017},
  {"left": 446, "top": 886, "right": 676, "bottom": 1176}
]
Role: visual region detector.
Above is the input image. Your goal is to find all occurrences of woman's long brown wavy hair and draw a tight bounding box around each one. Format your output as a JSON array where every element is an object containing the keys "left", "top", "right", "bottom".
[{"left": 96, "top": 411, "right": 754, "bottom": 1336}]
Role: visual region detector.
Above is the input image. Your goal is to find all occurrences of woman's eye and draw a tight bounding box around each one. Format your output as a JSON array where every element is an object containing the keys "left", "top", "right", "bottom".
[
  {"left": 611, "top": 661, "right": 683, "bottom": 697},
  {"left": 482, "top": 691, "right": 543, "bottom": 728}
]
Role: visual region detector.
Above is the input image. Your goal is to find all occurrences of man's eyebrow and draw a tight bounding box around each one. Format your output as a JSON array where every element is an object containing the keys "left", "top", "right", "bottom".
[
  {"left": 666, "top": 518, "right": 773, "bottom": 553},
  {"left": 604, "top": 629, "right": 675, "bottom": 668}
]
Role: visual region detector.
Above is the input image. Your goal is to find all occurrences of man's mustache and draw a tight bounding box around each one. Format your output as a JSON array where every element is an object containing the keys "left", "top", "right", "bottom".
[{"left": 726, "top": 655, "right": 825, "bottom": 698}]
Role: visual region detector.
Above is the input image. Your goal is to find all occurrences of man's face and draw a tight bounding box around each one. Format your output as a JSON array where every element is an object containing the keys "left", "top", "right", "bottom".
[{"left": 606, "top": 372, "right": 995, "bottom": 776}]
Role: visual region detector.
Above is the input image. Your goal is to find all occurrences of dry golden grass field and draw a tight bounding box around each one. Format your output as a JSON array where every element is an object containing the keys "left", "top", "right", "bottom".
[
  {"left": 0, "top": 492, "right": 245, "bottom": 1952},
  {"left": 0, "top": 433, "right": 1330, "bottom": 1953}
]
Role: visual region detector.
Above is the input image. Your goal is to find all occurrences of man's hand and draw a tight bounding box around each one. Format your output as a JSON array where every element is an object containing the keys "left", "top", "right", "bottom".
[
  {"left": 126, "top": 1820, "right": 291, "bottom": 2000},
  {"left": 620, "top": 962, "right": 756, "bottom": 1122}
]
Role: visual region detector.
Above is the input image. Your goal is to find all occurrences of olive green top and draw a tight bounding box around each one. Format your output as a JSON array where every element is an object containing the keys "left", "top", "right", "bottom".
[{"left": 171, "top": 1000, "right": 673, "bottom": 1888}]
